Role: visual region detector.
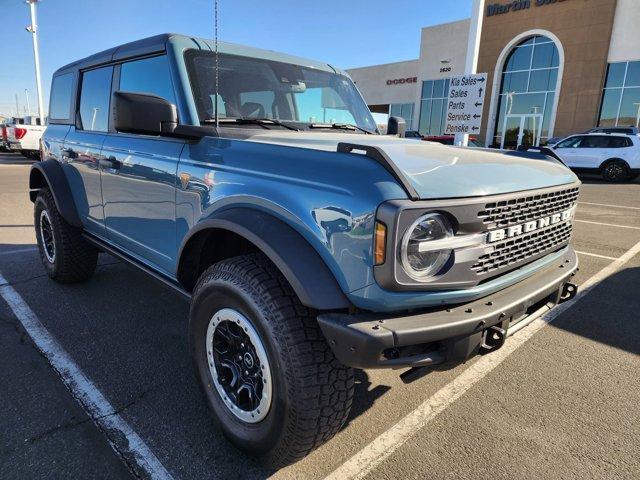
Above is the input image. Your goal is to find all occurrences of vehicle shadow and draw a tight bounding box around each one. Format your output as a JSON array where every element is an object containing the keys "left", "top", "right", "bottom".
[
  {"left": 0, "top": 155, "right": 36, "bottom": 166},
  {"left": 551, "top": 266, "right": 639, "bottom": 356},
  {"left": 575, "top": 173, "right": 640, "bottom": 185}
]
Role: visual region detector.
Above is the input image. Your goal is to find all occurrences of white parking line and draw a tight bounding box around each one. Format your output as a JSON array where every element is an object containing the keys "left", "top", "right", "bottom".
[
  {"left": 573, "top": 219, "right": 640, "bottom": 230},
  {"left": 575, "top": 250, "right": 619, "bottom": 261},
  {"left": 579, "top": 202, "right": 640, "bottom": 211},
  {"left": 0, "top": 273, "right": 173, "bottom": 480},
  {"left": 324, "top": 239, "right": 640, "bottom": 480}
]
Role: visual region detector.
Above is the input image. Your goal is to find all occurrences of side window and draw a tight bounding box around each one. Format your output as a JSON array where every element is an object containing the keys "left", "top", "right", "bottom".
[
  {"left": 608, "top": 136, "right": 631, "bottom": 148},
  {"left": 556, "top": 136, "right": 582, "bottom": 148},
  {"left": 583, "top": 136, "right": 610, "bottom": 148},
  {"left": 49, "top": 73, "right": 74, "bottom": 121},
  {"left": 119, "top": 55, "right": 176, "bottom": 104},
  {"left": 79, "top": 66, "right": 114, "bottom": 132}
]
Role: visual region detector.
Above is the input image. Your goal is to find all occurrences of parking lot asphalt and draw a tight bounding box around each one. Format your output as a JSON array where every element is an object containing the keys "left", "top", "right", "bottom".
[{"left": 0, "top": 151, "right": 638, "bottom": 479}]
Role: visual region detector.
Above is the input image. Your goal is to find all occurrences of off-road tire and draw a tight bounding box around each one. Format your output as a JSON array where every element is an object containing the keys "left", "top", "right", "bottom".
[
  {"left": 189, "top": 253, "right": 354, "bottom": 469},
  {"left": 34, "top": 188, "right": 98, "bottom": 283},
  {"left": 601, "top": 159, "right": 630, "bottom": 182}
]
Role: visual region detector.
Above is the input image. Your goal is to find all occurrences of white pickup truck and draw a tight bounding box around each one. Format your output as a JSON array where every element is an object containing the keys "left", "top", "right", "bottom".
[{"left": 5, "top": 116, "right": 45, "bottom": 160}]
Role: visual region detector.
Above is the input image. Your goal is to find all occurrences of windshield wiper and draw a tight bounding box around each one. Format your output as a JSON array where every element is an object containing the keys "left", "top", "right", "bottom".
[
  {"left": 202, "top": 117, "right": 300, "bottom": 131},
  {"left": 308, "top": 123, "right": 374, "bottom": 135}
]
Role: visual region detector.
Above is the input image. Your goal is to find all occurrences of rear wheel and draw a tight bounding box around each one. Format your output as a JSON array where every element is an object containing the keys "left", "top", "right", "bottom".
[
  {"left": 601, "top": 160, "right": 630, "bottom": 182},
  {"left": 34, "top": 188, "right": 98, "bottom": 283},
  {"left": 189, "top": 253, "right": 354, "bottom": 469}
]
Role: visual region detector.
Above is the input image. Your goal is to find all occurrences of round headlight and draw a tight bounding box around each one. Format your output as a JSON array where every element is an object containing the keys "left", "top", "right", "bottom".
[{"left": 400, "top": 213, "right": 453, "bottom": 280}]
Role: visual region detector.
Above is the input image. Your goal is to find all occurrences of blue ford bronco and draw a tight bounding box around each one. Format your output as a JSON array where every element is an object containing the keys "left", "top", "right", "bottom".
[{"left": 31, "top": 34, "right": 579, "bottom": 468}]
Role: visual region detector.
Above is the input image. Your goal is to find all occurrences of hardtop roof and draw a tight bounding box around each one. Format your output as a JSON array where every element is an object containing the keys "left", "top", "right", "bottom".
[{"left": 53, "top": 33, "right": 340, "bottom": 76}]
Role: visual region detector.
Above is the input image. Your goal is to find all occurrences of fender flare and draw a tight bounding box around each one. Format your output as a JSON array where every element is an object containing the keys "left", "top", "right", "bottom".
[
  {"left": 29, "top": 160, "right": 82, "bottom": 228},
  {"left": 177, "top": 208, "right": 351, "bottom": 310}
]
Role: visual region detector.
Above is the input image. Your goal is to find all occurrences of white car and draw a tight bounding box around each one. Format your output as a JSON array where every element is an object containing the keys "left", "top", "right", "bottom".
[
  {"left": 549, "top": 133, "right": 640, "bottom": 182},
  {"left": 5, "top": 117, "right": 45, "bottom": 160}
]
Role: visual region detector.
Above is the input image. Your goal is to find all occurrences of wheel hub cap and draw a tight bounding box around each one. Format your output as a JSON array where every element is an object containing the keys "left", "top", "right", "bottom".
[
  {"left": 39, "top": 210, "right": 55, "bottom": 263},
  {"left": 206, "top": 308, "right": 272, "bottom": 423}
]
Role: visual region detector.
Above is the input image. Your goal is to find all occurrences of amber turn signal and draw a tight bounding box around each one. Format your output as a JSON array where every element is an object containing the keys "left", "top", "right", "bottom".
[{"left": 374, "top": 221, "right": 387, "bottom": 266}]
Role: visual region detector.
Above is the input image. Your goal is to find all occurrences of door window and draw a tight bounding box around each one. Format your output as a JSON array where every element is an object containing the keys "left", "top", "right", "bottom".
[
  {"left": 556, "top": 136, "right": 583, "bottom": 148},
  {"left": 119, "top": 55, "right": 176, "bottom": 104},
  {"left": 581, "top": 136, "right": 609, "bottom": 148},
  {"left": 79, "top": 66, "right": 114, "bottom": 132}
]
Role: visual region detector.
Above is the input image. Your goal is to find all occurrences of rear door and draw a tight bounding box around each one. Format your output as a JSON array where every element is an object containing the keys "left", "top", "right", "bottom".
[
  {"left": 575, "top": 135, "right": 610, "bottom": 168},
  {"left": 100, "top": 55, "right": 185, "bottom": 275},
  {"left": 43, "top": 73, "right": 75, "bottom": 163},
  {"left": 62, "top": 65, "right": 114, "bottom": 236}
]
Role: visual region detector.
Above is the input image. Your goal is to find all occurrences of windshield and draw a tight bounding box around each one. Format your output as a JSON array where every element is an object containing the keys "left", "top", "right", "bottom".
[{"left": 184, "top": 50, "right": 377, "bottom": 133}]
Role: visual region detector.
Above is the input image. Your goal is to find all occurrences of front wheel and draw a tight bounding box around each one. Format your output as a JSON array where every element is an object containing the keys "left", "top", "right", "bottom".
[
  {"left": 601, "top": 160, "right": 630, "bottom": 182},
  {"left": 189, "top": 253, "right": 354, "bottom": 469}
]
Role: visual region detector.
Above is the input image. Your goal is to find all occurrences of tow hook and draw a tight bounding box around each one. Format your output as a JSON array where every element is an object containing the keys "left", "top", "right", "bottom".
[
  {"left": 480, "top": 325, "right": 507, "bottom": 354},
  {"left": 560, "top": 282, "right": 578, "bottom": 303}
]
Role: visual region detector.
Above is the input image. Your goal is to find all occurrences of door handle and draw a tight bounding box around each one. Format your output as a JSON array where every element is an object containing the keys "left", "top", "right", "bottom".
[{"left": 99, "top": 156, "right": 122, "bottom": 170}]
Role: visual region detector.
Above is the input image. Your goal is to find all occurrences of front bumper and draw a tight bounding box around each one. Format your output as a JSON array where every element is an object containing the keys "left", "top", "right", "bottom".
[{"left": 318, "top": 247, "right": 578, "bottom": 369}]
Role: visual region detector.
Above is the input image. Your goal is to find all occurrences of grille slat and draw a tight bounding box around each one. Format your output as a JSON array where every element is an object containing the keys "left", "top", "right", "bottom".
[{"left": 479, "top": 187, "right": 580, "bottom": 229}]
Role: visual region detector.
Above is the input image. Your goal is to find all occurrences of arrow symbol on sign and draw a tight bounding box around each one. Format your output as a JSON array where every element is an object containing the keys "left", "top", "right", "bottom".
[
  {"left": 472, "top": 126, "right": 480, "bottom": 131},
  {"left": 475, "top": 102, "right": 483, "bottom": 107},
  {"left": 473, "top": 114, "right": 481, "bottom": 119},
  {"left": 479, "top": 87, "right": 483, "bottom": 98},
  {"left": 478, "top": 77, "right": 486, "bottom": 83}
]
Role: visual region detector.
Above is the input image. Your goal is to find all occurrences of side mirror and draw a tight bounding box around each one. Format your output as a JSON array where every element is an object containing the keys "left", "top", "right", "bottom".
[
  {"left": 387, "top": 116, "right": 406, "bottom": 137},
  {"left": 113, "top": 91, "right": 178, "bottom": 136}
]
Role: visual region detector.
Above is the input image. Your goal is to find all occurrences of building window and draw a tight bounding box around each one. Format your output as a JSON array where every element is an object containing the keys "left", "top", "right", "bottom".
[
  {"left": 598, "top": 61, "right": 640, "bottom": 128},
  {"left": 389, "top": 103, "right": 414, "bottom": 130},
  {"left": 493, "top": 35, "right": 559, "bottom": 148},
  {"left": 418, "top": 79, "right": 450, "bottom": 135}
]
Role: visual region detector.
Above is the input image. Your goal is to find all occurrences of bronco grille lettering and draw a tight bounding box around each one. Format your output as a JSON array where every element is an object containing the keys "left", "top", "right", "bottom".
[{"left": 487, "top": 207, "right": 575, "bottom": 243}]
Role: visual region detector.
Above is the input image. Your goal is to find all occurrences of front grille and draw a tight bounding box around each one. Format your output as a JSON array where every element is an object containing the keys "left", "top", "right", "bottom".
[
  {"left": 471, "top": 222, "right": 573, "bottom": 275},
  {"left": 478, "top": 187, "right": 580, "bottom": 229}
]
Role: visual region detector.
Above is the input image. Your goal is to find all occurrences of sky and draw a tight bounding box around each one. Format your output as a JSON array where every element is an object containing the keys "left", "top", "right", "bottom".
[{"left": 0, "top": 0, "right": 472, "bottom": 118}]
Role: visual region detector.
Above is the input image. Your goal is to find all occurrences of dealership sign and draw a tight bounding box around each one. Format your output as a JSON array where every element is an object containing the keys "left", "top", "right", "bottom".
[
  {"left": 386, "top": 77, "right": 417, "bottom": 86},
  {"left": 487, "top": 0, "right": 568, "bottom": 17},
  {"left": 443, "top": 73, "right": 487, "bottom": 135}
]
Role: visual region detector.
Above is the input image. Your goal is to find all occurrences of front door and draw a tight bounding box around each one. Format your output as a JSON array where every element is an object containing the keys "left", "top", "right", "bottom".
[
  {"left": 501, "top": 114, "right": 543, "bottom": 150},
  {"left": 100, "top": 55, "right": 184, "bottom": 275}
]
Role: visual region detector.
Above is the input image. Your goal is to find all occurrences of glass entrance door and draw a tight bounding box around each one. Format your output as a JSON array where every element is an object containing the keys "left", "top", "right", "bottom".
[{"left": 501, "top": 114, "right": 543, "bottom": 149}]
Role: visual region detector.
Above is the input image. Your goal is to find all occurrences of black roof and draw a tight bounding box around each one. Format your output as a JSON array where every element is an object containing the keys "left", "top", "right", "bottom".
[{"left": 54, "top": 33, "right": 175, "bottom": 75}]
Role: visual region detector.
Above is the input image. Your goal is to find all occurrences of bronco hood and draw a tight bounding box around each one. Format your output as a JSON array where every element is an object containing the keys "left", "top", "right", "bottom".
[{"left": 245, "top": 131, "right": 578, "bottom": 199}]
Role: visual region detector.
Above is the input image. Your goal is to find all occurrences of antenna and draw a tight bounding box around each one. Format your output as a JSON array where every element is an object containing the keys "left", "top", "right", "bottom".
[{"left": 214, "top": 0, "right": 219, "bottom": 128}]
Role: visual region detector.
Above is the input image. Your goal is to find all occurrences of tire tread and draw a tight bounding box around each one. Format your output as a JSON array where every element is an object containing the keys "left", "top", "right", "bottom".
[{"left": 192, "top": 253, "right": 354, "bottom": 469}]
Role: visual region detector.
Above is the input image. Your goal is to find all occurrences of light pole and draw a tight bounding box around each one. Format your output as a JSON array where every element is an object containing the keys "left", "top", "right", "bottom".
[
  {"left": 455, "top": 0, "right": 485, "bottom": 147},
  {"left": 25, "top": 0, "right": 45, "bottom": 125},
  {"left": 634, "top": 102, "right": 640, "bottom": 128},
  {"left": 25, "top": 89, "right": 31, "bottom": 116}
]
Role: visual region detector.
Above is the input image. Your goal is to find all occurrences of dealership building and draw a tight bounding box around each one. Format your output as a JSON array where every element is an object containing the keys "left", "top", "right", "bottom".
[{"left": 346, "top": 0, "right": 640, "bottom": 148}]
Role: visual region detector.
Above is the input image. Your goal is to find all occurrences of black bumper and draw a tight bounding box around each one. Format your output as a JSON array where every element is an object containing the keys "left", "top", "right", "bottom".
[{"left": 318, "top": 248, "right": 578, "bottom": 369}]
